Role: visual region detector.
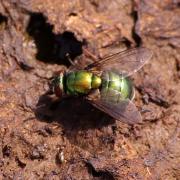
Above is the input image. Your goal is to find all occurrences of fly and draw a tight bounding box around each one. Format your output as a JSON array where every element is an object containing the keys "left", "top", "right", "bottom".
[{"left": 50, "top": 47, "right": 153, "bottom": 124}]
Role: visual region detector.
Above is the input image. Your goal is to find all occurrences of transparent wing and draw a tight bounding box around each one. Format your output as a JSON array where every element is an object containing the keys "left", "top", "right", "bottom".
[
  {"left": 87, "top": 89, "right": 142, "bottom": 125},
  {"left": 85, "top": 47, "right": 153, "bottom": 77}
]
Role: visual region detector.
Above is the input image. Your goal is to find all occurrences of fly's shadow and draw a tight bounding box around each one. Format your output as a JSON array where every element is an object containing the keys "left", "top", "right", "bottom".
[
  {"left": 35, "top": 94, "right": 114, "bottom": 130},
  {"left": 35, "top": 93, "right": 115, "bottom": 154}
]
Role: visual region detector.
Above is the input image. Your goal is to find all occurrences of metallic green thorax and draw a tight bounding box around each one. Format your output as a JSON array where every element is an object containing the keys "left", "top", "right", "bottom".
[
  {"left": 66, "top": 71, "right": 101, "bottom": 95},
  {"left": 52, "top": 71, "right": 134, "bottom": 100}
]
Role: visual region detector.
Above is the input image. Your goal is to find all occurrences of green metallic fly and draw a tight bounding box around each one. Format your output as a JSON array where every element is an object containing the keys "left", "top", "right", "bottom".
[{"left": 51, "top": 47, "right": 153, "bottom": 124}]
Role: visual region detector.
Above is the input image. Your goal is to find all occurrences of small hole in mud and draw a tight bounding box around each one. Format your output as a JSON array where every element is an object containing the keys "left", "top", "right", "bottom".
[
  {"left": 2, "top": 145, "right": 12, "bottom": 157},
  {"left": 69, "top": 12, "right": 77, "bottom": 16},
  {"left": 0, "top": 13, "right": 7, "bottom": 24},
  {"left": 26, "top": 13, "right": 83, "bottom": 65},
  {"left": 87, "top": 163, "right": 114, "bottom": 179}
]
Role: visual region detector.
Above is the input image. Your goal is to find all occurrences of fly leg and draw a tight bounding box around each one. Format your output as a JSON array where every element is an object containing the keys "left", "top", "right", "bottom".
[
  {"left": 66, "top": 53, "right": 76, "bottom": 66},
  {"left": 67, "top": 47, "right": 100, "bottom": 70},
  {"left": 71, "top": 47, "right": 101, "bottom": 70},
  {"left": 82, "top": 47, "right": 99, "bottom": 61},
  {"left": 66, "top": 53, "right": 83, "bottom": 70}
]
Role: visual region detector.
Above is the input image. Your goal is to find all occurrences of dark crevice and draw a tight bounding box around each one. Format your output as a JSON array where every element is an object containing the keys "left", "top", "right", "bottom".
[
  {"left": 15, "top": 157, "right": 26, "bottom": 169},
  {"left": 2, "top": 145, "right": 12, "bottom": 157},
  {"left": 122, "top": 37, "right": 132, "bottom": 48},
  {"left": 68, "top": 12, "right": 78, "bottom": 17},
  {"left": 87, "top": 163, "right": 115, "bottom": 180},
  {"left": 131, "top": 11, "right": 142, "bottom": 46},
  {"left": 0, "top": 13, "right": 8, "bottom": 24},
  {"left": 26, "top": 13, "right": 83, "bottom": 66},
  {"left": 175, "top": 58, "right": 180, "bottom": 72},
  {"left": 54, "top": 31, "right": 83, "bottom": 63}
]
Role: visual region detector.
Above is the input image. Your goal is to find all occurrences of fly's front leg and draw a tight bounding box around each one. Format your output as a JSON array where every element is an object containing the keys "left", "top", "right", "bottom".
[
  {"left": 73, "top": 47, "right": 101, "bottom": 70},
  {"left": 66, "top": 53, "right": 83, "bottom": 70},
  {"left": 82, "top": 47, "right": 99, "bottom": 61},
  {"left": 66, "top": 47, "right": 100, "bottom": 70},
  {"left": 66, "top": 53, "right": 76, "bottom": 66}
]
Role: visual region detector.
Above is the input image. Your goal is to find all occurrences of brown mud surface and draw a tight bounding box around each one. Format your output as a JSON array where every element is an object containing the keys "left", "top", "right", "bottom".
[{"left": 0, "top": 0, "right": 180, "bottom": 179}]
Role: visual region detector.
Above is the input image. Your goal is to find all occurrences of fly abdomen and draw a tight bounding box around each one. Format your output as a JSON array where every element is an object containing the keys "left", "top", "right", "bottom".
[
  {"left": 101, "top": 71, "right": 134, "bottom": 101},
  {"left": 65, "top": 71, "right": 101, "bottom": 95}
]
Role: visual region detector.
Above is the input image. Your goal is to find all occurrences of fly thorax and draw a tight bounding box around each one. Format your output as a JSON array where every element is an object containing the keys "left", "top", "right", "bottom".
[
  {"left": 51, "top": 72, "right": 64, "bottom": 97},
  {"left": 65, "top": 71, "right": 101, "bottom": 95}
]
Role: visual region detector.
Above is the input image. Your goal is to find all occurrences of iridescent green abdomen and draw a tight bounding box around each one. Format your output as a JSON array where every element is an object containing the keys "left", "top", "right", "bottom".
[
  {"left": 101, "top": 71, "right": 134, "bottom": 100},
  {"left": 66, "top": 71, "right": 101, "bottom": 95}
]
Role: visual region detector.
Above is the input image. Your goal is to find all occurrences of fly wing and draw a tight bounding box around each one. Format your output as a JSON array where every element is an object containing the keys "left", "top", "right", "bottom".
[
  {"left": 91, "top": 99, "right": 142, "bottom": 124},
  {"left": 87, "top": 89, "right": 142, "bottom": 125},
  {"left": 85, "top": 47, "right": 153, "bottom": 77}
]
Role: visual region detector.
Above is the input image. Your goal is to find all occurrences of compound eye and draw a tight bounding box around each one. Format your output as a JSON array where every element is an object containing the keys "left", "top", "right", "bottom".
[{"left": 50, "top": 74, "right": 64, "bottom": 97}]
